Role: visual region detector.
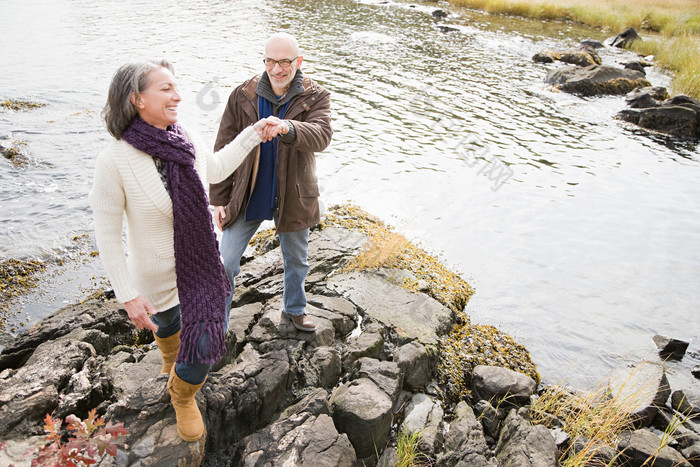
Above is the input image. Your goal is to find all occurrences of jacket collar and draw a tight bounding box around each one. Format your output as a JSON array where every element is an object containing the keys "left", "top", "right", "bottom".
[{"left": 243, "top": 71, "right": 314, "bottom": 101}]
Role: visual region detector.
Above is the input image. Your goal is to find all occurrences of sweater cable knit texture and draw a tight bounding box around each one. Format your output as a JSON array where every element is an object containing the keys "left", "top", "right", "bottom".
[{"left": 122, "top": 117, "right": 230, "bottom": 364}]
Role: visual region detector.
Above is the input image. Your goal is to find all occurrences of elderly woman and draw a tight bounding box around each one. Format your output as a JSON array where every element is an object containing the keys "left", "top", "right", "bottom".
[{"left": 90, "top": 60, "right": 284, "bottom": 443}]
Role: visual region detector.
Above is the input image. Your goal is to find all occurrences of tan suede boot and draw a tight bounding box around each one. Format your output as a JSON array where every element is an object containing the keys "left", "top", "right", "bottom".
[
  {"left": 167, "top": 368, "right": 206, "bottom": 442},
  {"left": 153, "top": 330, "right": 180, "bottom": 374}
]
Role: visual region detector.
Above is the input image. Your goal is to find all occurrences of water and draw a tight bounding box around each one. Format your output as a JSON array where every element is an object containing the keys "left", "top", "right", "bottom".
[{"left": 1, "top": 0, "right": 699, "bottom": 391}]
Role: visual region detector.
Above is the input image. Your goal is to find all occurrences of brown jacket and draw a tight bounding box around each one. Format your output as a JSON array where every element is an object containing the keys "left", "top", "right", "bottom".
[{"left": 209, "top": 73, "right": 332, "bottom": 233}]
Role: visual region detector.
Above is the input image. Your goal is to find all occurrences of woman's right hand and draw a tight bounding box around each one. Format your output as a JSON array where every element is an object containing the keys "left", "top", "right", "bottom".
[{"left": 124, "top": 296, "right": 159, "bottom": 332}]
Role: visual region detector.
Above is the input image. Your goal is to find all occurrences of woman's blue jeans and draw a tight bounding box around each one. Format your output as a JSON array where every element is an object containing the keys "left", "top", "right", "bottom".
[{"left": 152, "top": 304, "right": 228, "bottom": 385}]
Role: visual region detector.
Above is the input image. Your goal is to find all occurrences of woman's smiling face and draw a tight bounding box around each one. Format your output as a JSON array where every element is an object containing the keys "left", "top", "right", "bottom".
[{"left": 133, "top": 67, "right": 181, "bottom": 130}]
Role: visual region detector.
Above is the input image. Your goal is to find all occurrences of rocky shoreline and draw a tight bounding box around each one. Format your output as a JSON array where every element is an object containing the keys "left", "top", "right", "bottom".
[{"left": 0, "top": 206, "right": 699, "bottom": 466}]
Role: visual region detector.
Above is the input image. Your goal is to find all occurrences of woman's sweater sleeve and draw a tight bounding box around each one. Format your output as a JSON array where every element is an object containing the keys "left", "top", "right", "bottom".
[
  {"left": 89, "top": 153, "right": 140, "bottom": 304},
  {"left": 206, "top": 125, "right": 261, "bottom": 183}
]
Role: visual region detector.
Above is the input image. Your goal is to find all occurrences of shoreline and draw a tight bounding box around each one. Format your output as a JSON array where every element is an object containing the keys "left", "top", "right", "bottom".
[{"left": 0, "top": 204, "right": 697, "bottom": 466}]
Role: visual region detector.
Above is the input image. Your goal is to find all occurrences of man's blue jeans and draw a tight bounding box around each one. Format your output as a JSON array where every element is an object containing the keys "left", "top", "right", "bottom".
[
  {"left": 151, "top": 304, "right": 227, "bottom": 385},
  {"left": 220, "top": 213, "right": 310, "bottom": 318}
]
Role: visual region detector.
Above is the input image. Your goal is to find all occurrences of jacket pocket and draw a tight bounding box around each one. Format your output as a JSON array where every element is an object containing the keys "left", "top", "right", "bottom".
[{"left": 296, "top": 182, "right": 319, "bottom": 198}]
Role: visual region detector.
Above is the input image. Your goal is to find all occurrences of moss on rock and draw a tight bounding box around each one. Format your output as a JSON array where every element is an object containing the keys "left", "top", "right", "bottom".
[
  {"left": 0, "top": 99, "right": 47, "bottom": 111},
  {"left": 438, "top": 311, "right": 540, "bottom": 402}
]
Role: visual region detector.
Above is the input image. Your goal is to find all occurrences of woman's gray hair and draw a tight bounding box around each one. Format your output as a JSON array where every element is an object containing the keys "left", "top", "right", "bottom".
[{"left": 103, "top": 59, "right": 174, "bottom": 139}]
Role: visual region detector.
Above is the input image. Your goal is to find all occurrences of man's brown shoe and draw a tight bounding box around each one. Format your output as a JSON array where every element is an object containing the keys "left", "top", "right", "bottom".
[{"left": 282, "top": 311, "right": 316, "bottom": 332}]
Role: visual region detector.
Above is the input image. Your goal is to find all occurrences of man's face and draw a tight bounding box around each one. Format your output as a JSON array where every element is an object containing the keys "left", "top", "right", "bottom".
[{"left": 264, "top": 38, "right": 302, "bottom": 95}]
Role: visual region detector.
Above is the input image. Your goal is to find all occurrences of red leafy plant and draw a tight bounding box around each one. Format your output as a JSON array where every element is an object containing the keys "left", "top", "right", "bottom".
[{"left": 0, "top": 409, "right": 126, "bottom": 467}]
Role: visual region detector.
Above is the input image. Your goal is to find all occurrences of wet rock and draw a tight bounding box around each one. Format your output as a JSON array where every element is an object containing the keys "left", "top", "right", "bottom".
[
  {"left": 672, "top": 389, "right": 700, "bottom": 416},
  {"left": 327, "top": 270, "right": 454, "bottom": 345},
  {"left": 494, "top": 408, "right": 557, "bottom": 466},
  {"left": 607, "top": 361, "right": 671, "bottom": 427},
  {"left": 625, "top": 86, "right": 667, "bottom": 108},
  {"left": 617, "top": 106, "right": 698, "bottom": 138},
  {"left": 343, "top": 324, "right": 384, "bottom": 369},
  {"left": 533, "top": 48, "right": 601, "bottom": 67},
  {"left": 396, "top": 340, "right": 432, "bottom": 390},
  {"left": 546, "top": 64, "right": 650, "bottom": 96},
  {"left": 604, "top": 27, "right": 641, "bottom": 49},
  {"left": 617, "top": 428, "right": 692, "bottom": 466},
  {"left": 329, "top": 378, "right": 393, "bottom": 459},
  {"left": 693, "top": 365, "right": 700, "bottom": 379},
  {"left": 437, "top": 401, "right": 496, "bottom": 466},
  {"left": 400, "top": 393, "right": 444, "bottom": 456},
  {"left": 624, "top": 61, "right": 646, "bottom": 74},
  {"left": 471, "top": 365, "right": 537, "bottom": 407},
  {"left": 236, "top": 388, "right": 356, "bottom": 466},
  {"left": 654, "top": 334, "right": 690, "bottom": 360},
  {"left": 474, "top": 399, "right": 506, "bottom": 440},
  {"left": 438, "top": 25, "right": 459, "bottom": 33},
  {"left": 664, "top": 95, "right": 700, "bottom": 108},
  {"left": 432, "top": 9, "right": 448, "bottom": 18},
  {"left": 580, "top": 39, "right": 604, "bottom": 49},
  {"left": 351, "top": 357, "right": 403, "bottom": 402}
]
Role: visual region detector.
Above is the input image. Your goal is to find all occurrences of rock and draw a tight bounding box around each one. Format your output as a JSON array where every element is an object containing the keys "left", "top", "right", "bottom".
[
  {"left": 626, "top": 86, "right": 669, "bottom": 104},
  {"left": 400, "top": 393, "right": 444, "bottom": 456},
  {"left": 604, "top": 27, "right": 641, "bottom": 49},
  {"left": 664, "top": 95, "right": 700, "bottom": 108},
  {"left": 672, "top": 389, "right": 700, "bottom": 416},
  {"left": 236, "top": 389, "right": 357, "bottom": 466},
  {"left": 0, "top": 298, "right": 140, "bottom": 370},
  {"left": 570, "top": 436, "right": 617, "bottom": 466},
  {"left": 474, "top": 399, "right": 506, "bottom": 440},
  {"left": 306, "top": 293, "right": 359, "bottom": 337},
  {"left": 304, "top": 346, "right": 342, "bottom": 389},
  {"left": 580, "top": 39, "right": 604, "bottom": 49},
  {"left": 624, "top": 61, "right": 646, "bottom": 74},
  {"left": 0, "top": 435, "right": 44, "bottom": 467},
  {"left": 546, "top": 64, "right": 651, "bottom": 96},
  {"left": 549, "top": 427, "right": 569, "bottom": 447},
  {"left": 494, "top": 408, "right": 558, "bottom": 466},
  {"left": 432, "top": 9, "right": 448, "bottom": 18},
  {"left": 616, "top": 106, "right": 698, "bottom": 138},
  {"left": 682, "top": 442, "right": 700, "bottom": 467},
  {"left": 693, "top": 365, "right": 700, "bottom": 379},
  {"left": 330, "top": 378, "right": 393, "bottom": 459},
  {"left": 653, "top": 335, "right": 690, "bottom": 359},
  {"left": 327, "top": 270, "right": 454, "bottom": 346},
  {"left": 471, "top": 365, "right": 537, "bottom": 407},
  {"left": 617, "top": 429, "right": 692, "bottom": 466},
  {"left": 437, "top": 401, "right": 496, "bottom": 466},
  {"left": 0, "top": 336, "right": 96, "bottom": 438},
  {"left": 351, "top": 357, "right": 403, "bottom": 402},
  {"left": 533, "top": 49, "right": 601, "bottom": 67},
  {"left": 343, "top": 325, "right": 384, "bottom": 369},
  {"left": 378, "top": 447, "right": 398, "bottom": 466},
  {"left": 396, "top": 340, "right": 432, "bottom": 391},
  {"left": 607, "top": 361, "right": 671, "bottom": 427},
  {"left": 438, "top": 25, "right": 460, "bottom": 33}
]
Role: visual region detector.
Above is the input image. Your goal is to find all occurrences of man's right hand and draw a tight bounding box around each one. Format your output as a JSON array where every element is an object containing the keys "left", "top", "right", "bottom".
[{"left": 214, "top": 205, "right": 226, "bottom": 231}]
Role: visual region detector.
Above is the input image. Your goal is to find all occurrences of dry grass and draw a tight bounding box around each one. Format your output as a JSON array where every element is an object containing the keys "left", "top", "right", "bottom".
[
  {"left": 530, "top": 365, "right": 695, "bottom": 466},
  {"left": 322, "top": 203, "right": 474, "bottom": 313},
  {"left": 448, "top": 0, "right": 700, "bottom": 98}
]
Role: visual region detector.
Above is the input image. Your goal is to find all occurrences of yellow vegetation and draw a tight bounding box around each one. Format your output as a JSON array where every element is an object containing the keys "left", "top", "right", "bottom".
[{"left": 448, "top": 0, "right": 700, "bottom": 98}]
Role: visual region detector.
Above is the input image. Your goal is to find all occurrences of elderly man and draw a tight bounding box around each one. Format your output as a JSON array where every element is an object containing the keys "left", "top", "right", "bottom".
[{"left": 210, "top": 32, "right": 332, "bottom": 332}]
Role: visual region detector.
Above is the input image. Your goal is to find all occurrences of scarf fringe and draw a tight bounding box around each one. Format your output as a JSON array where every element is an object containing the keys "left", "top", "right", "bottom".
[{"left": 176, "top": 320, "right": 227, "bottom": 365}]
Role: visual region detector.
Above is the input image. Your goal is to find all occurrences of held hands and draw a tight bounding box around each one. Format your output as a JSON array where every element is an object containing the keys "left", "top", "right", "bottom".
[
  {"left": 253, "top": 116, "right": 289, "bottom": 142},
  {"left": 124, "top": 296, "right": 159, "bottom": 332}
]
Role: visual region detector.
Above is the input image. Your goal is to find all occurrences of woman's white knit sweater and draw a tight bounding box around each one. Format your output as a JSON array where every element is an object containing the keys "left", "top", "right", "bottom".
[{"left": 90, "top": 125, "right": 261, "bottom": 311}]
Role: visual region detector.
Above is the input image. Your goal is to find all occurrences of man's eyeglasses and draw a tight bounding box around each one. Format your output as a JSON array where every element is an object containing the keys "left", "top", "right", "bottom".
[{"left": 263, "top": 57, "right": 298, "bottom": 69}]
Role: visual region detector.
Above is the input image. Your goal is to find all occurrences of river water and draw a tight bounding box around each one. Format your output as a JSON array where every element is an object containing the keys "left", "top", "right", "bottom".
[{"left": 2, "top": 0, "right": 699, "bottom": 391}]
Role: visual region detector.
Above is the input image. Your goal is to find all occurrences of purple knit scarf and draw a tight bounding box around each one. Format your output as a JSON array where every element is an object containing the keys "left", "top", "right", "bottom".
[{"left": 122, "top": 117, "right": 230, "bottom": 364}]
